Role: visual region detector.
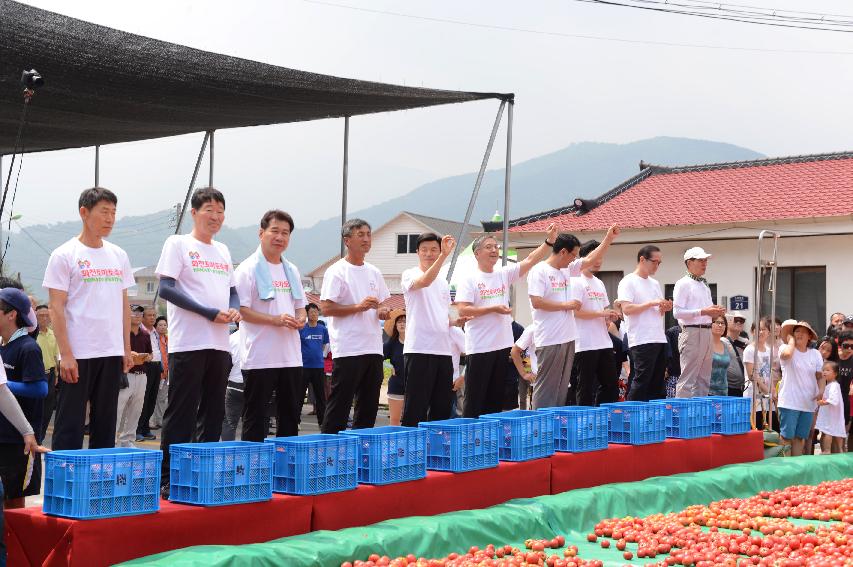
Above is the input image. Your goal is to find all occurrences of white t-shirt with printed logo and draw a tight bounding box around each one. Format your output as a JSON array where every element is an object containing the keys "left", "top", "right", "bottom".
[
  {"left": 234, "top": 252, "right": 306, "bottom": 370},
  {"left": 527, "top": 260, "right": 582, "bottom": 348},
  {"left": 456, "top": 263, "right": 520, "bottom": 355},
  {"left": 155, "top": 234, "right": 235, "bottom": 353},
  {"left": 616, "top": 272, "right": 666, "bottom": 347},
  {"left": 571, "top": 274, "right": 613, "bottom": 353},
  {"left": 43, "top": 238, "right": 135, "bottom": 359},
  {"left": 320, "top": 258, "right": 390, "bottom": 358},
  {"left": 401, "top": 266, "right": 452, "bottom": 356}
]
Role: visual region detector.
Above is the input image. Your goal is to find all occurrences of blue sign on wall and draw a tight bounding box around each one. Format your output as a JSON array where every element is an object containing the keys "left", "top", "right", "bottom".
[{"left": 730, "top": 295, "right": 749, "bottom": 311}]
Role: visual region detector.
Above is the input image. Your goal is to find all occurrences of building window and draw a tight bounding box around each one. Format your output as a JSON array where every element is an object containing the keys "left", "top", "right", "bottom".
[
  {"left": 597, "top": 271, "right": 624, "bottom": 310},
  {"left": 396, "top": 234, "right": 419, "bottom": 254},
  {"left": 146, "top": 281, "right": 155, "bottom": 293},
  {"left": 664, "top": 283, "right": 718, "bottom": 331},
  {"left": 759, "top": 266, "right": 826, "bottom": 333}
]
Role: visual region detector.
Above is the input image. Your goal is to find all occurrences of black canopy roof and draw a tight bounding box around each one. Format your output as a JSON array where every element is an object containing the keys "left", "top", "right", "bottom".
[{"left": 0, "top": 0, "right": 508, "bottom": 154}]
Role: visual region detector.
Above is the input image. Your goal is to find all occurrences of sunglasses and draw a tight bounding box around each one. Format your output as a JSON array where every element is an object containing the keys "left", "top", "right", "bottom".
[{"left": 842, "top": 344, "right": 853, "bottom": 350}]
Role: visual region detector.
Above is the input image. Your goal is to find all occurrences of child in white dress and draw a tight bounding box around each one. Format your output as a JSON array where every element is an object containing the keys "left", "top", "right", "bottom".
[{"left": 816, "top": 361, "right": 846, "bottom": 454}]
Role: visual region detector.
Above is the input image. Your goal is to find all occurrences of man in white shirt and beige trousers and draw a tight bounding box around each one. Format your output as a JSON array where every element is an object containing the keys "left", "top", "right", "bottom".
[{"left": 673, "top": 247, "right": 726, "bottom": 398}]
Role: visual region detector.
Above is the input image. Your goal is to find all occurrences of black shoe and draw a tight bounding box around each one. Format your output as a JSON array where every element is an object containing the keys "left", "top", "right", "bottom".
[
  {"left": 142, "top": 432, "right": 156, "bottom": 441},
  {"left": 160, "top": 484, "right": 170, "bottom": 500}
]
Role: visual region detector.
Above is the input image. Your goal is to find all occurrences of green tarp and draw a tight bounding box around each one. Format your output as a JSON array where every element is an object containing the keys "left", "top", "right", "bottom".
[{"left": 122, "top": 454, "right": 853, "bottom": 566}]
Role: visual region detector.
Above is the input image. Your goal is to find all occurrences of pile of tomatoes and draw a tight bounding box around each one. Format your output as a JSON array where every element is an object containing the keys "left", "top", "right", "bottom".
[
  {"left": 339, "top": 544, "right": 599, "bottom": 567},
  {"left": 341, "top": 478, "right": 853, "bottom": 567}
]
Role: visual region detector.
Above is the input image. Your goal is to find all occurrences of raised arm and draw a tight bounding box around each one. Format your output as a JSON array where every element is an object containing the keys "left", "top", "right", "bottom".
[
  {"left": 408, "top": 235, "right": 455, "bottom": 290},
  {"left": 518, "top": 224, "right": 558, "bottom": 279},
  {"left": 579, "top": 225, "right": 620, "bottom": 270}
]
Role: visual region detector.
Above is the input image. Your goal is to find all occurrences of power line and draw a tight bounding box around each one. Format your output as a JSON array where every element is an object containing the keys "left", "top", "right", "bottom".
[
  {"left": 574, "top": 0, "right": 853, "bottom": 33},
  {"left": 301, "top": 0, "right": 853, "bottom": 55}
]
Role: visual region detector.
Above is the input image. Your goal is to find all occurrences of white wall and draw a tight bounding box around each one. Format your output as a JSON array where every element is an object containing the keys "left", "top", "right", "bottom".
[
  {"left": 510, "top": 231, "right": 853, "bottom": 332},
  {"left": 307, "top": 213, "right": 430, "bottom": 295}
]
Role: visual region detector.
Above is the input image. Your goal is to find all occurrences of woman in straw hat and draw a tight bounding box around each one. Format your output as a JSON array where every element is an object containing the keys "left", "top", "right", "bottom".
[
  {"left": 383, "top": 310, "right": 406, "bottom": 426},
  {"left": 778, "top": 319, "right": 823, "bottom": 456}
]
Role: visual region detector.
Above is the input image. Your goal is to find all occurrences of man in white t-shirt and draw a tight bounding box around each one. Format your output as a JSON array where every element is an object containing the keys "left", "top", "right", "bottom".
[
  {"left": 155, "top": 187, "right": 241, "bottom": 497},
  {"left": 400, "top": 233, "right": 466, "bottom": 426},
  {"left": 673, "top": 247, "right": 726, "bottom": 398},
  {"left": 235, "top": 210, "right": 307, "bottom": 441},
  {"left": 527, "top": 225, "right": 619, "bottom": 409},
  {"left": 572, "top": 238, "right": 622, "bottom": 406},
  {"left": 616, "top": 245, "right": 673, "bottom": 401},
  {"left": 455, "top": 224, "right": 557, "bottom": 417},
  {"left": 43, "top": 188, "right": 135, "bottom": 450},
  {"left": 320, "top": 219, "right": 391, "bottom": 434}
]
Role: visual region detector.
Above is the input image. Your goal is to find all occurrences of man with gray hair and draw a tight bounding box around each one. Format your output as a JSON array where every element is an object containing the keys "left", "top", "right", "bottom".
[
  {"left": 455, "top": 223, "right": 557, "bottom": 417},
  {"left": 320, "top": 219, "right": 391, "bottom": 433}
]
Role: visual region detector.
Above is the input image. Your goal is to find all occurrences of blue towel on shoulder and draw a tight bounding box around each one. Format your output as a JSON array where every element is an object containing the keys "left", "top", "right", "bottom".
[{"left": 254, "top": 247, "right": 304, "bottom": 301}]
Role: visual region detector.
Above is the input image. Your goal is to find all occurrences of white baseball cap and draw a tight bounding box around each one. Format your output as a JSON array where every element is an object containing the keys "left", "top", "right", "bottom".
[{"left": 683, "top": 246, "right": 712, "bottom": 261}]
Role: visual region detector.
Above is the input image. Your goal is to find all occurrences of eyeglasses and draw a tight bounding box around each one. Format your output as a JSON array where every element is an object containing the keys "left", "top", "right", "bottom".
[
  {"left": 644, "top": 258, "right": 662, "bottom": 265},
  {"left": 841, "top": 344, "right": 853, "bottom": 350},
  {"left": 712, "top": 320, "right": 726, "bottom": 325}
]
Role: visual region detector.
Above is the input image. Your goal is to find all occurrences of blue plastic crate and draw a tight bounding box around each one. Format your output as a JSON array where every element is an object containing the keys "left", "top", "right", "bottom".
[
  {"left": 43, "top": 448, "right": 162, "bottom": 520},
  {"left": 419, "top": 418, "right": 499, "bottom": 472},
  {"left": 539, "top": 406, "right": 609, "bottom": 452},
  {"left": 480, "top": 410, "right": 555, "bottom": 461},
  {"left": 601, "top": 402, "right": 666, "bottom": 445},
  {"left": 169, "top": 441, "right": 273, "bottom": 506},
  {"left": 265, "top": 434, "right": 357, "bottom": 495},
  {"left": 341, "top": 426, "right": 427, "bottom": 485},
  {"left": 701, "top": 396, "right": 752, "bottom": 435},
  {"left": 651, "top": 398, "right": 712, "bottom": 439}
]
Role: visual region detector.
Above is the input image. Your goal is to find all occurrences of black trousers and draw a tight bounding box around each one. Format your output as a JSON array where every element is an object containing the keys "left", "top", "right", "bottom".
[
  {"left": 39, "top": 368, "right": 57, "bottom": 444},
  {"left": 301, "top": 367, "right": 327, "bottom": 427},
  {"left": 242, "top": 366, "right": 303, "bottom": 441},
  {"left": 401, "top": 353, "right": 453, "bottom": 426},
  {"left": 627, "top": 343, "right": 667, "bottom": 402},
  {"left": 321, "top": 354, "right": 383, "bottom": 434},
  {"left": 463, "top": 348, "right": 510, "bottom": 418},
  {"left": 137, "top": 361, "right": 162, "bottom": 435},
  {"left": 728, "top": 387, "right": 743, "bottom": 398},
  {"left": 160, "top": 349, "right": 231, "bottom": 486},
  {"left": 575, "top": 348, "right": 618, "bottom": 407},
  {"left": 52, "top": 356, "right": 123, "bottom": 450}
]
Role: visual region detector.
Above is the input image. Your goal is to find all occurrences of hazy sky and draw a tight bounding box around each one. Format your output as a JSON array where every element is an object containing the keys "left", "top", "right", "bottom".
[{"left": 6, "top": 0, "right": 853, "bottom": 232}]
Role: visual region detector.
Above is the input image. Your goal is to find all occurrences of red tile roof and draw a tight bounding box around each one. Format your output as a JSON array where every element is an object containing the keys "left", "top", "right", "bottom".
[
  {"left": 304, "top": 292, "right": 406, "bottom": 312},
  {"left": 510, "top": 152, "right": 853, "bottom": 233}
]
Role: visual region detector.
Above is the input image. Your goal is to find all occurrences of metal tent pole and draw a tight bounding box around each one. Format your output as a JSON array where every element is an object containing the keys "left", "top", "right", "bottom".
[
  {"left": 175, "top": 132, "right": 210, "bottom": 236},
  {"left": 153, "top": 132, "right": 210, "bottom": 304},
  {"left": 446, "top": 99, "right": 507, "bottom": 283},
  {"left": 341, "top": 116, "right": 350, "bottom": 258},
  {"left": 208, "top": 130, "right": 215, "bottom": 187},
  {"left": 502, "top": 100, "right": 514, "bottom": 266},
  {"left": 95, "top": 145, "right": 100, "bottom": 186}
]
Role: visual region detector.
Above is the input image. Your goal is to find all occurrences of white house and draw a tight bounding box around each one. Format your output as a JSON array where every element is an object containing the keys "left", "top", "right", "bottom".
[
  {"left": 305, "top": 212, "right": 476, "bottom": 304},
  {"left": 503, "top": 151, "right": 853, "bottom": 335}
]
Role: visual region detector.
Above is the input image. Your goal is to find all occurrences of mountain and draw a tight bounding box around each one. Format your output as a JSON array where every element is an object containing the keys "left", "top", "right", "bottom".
[{"left": 8, "top": 136, "right": 763, "bottom": 295}]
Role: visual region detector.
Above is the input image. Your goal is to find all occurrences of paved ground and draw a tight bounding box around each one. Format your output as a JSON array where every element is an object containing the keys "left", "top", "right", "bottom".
[{"left": 27, "top": 388, "right": 391, "bottom": 508}]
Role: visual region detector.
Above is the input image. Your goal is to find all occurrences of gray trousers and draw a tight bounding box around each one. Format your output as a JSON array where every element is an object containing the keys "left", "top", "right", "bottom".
[
  {"left": 221, "top": 381, "right": 244, "bottom": 441},
  {"left": 533, "top": 341, "right": 575, "bottom": 409},
  {"left": 676, "top": 326, "right": 713, "bottom": 398}
]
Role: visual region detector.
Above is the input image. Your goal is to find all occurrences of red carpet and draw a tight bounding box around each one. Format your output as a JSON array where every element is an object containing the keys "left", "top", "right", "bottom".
[{"left": 4, "top": 431, "right": 763, "bottom": 567}]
